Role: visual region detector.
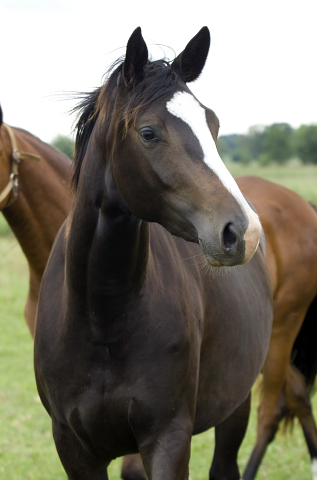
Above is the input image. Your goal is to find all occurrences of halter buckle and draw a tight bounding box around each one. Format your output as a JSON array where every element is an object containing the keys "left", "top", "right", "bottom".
[{"left": 12, "top": 149, "right": 21, "bottom": 164}]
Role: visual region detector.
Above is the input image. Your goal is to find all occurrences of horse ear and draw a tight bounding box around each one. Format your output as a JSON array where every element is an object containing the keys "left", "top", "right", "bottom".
[
  {"left": 172, "top": 27, "right": 210, "bottom": 83},
  {"left": 0, "top": 105, "right": 2, "bottom": 127},
  {"left": 123, "top": 27, "right": 148, "bottom": 88}
]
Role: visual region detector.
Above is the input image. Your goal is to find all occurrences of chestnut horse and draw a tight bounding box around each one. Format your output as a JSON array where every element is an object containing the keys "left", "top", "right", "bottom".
[
  {"left": 0, "top": 106, "right": 72, "bottom": 336},
  {"left": 236, "top": 177, "right": 317, "bottom": 480},
  {"left": 34, "top": 27, "right": 273, "bottom": 480}
]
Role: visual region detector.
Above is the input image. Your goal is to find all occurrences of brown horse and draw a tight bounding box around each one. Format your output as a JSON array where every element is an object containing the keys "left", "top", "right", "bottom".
[
  {"left": 34, "top": 27, "right": 273, "bottom": 480},
  {"left": 0, "top": 106, "right": 72, "bottom": 336},
  {"left": 236, "top": 176, "right": 317, "bottom": 480}
]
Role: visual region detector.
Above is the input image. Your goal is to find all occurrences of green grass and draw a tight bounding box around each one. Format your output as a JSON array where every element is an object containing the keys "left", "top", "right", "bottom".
[
  {"left": 1, "top": 162, "right": 317, "bottom": 479},
  {"left": 227, "top": 160, "right": 317, "bottom": 204},
  {"left": 0, "top": 215, "right": 11, "bottom": 236}
]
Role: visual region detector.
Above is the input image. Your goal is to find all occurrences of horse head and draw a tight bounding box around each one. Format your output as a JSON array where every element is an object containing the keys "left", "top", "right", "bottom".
[{"left": 77, "top": 27, "right": 262, "bottom": 267}]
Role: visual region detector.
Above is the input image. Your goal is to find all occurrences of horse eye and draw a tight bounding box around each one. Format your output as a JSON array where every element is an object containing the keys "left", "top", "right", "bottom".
[{"left": 140, "top": 128, "right": 156, "bottom": 142}]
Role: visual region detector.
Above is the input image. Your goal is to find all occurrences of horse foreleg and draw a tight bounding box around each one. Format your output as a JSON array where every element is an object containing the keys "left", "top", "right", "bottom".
[
  {"left": 136, "top": 421, "right": 192, "bottom": 480},
  {"left": 52, "top": 417, "right": 109, "bottom": 480},
  {"left": 285, "top": 364, "right": 317, "bottom": 480},
  {"left": 121, "top": 454, "right": 147, "bottom": 480},
  {"left": 209, "top": 393, "right": 251, "bottom": 480}
]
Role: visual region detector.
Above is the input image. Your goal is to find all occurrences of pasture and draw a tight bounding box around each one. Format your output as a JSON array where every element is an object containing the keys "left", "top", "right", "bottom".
[{"left": 0, "top": 161, "right": 316, "bottom": 479}]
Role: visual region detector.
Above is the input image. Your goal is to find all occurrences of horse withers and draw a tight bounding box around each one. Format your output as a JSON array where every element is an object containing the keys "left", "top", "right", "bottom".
[{"left": 34, "top": 27, "right": 273, "bottom": 480}]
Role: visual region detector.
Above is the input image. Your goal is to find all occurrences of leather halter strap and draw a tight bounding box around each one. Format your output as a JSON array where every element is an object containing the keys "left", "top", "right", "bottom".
[{"left": 0, "top": 124, "right": 41, "bottom": 206}]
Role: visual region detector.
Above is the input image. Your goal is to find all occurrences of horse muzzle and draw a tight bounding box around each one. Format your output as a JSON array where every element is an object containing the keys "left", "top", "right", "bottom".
[{"left": 198, "top": 211, "right": 262, "bottom": 267}]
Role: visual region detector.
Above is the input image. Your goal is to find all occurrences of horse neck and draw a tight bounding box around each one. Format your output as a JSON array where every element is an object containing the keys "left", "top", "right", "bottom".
[
  {"left": 67, "top": 145, "right": 150, "bottom": 327},
  {"left": 2, "top": 128, "right": 72, "bottom": 285}
]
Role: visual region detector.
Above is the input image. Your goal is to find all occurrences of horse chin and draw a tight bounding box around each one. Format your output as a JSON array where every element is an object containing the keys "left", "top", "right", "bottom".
[
  {"left": 199, "top": 239, "right": 246, "bottom": 268},
  {"left": 205, "top": 256, "right": 223, "bottom": 268}
]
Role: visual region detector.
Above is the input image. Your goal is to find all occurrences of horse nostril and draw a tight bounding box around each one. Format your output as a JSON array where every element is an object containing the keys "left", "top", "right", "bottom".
[{"left": 223, "top": 223, "right": 237, "bottom": 252}]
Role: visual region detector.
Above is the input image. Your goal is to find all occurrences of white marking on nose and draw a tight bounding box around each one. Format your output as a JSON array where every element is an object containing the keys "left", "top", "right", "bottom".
[{"left": 166, "top": 91, "right": 261, "bottom": 262}]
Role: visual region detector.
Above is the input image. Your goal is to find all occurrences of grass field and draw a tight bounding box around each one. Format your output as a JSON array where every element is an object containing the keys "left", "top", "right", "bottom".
[{"left": 0, "top": 162, "right": 316, "bottom": 479}]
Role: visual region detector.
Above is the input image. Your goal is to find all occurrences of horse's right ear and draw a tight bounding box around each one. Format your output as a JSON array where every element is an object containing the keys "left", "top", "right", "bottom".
[
  {"left": 123, "top": 27, "right": 148, "bottom": 89},
  {"left": 0, "top": 105, "right": 2, "bottom": 127}
]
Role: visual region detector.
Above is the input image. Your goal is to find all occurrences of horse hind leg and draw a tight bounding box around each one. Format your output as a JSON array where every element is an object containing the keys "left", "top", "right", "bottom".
[
  {"left": 242, "top": 299, "right": 312, "bottom": 480},
  {"left": 209, "top": 393, "right": 251, "bottom": 480},
  {"left": 242, "top": 392, "right": 285, "bottom": 480},
  {"left": 286, "top": 294, "right": 317, "bottom": 479},
  {"left": 285, "top": 364, "right": 317, "bottom": 480},
  {"left": 242, "top": 335, "right": 294, "bottom": 479}
]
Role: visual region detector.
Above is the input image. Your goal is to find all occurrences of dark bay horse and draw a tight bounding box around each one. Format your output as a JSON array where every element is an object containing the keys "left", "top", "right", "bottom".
[
  {"left": 236, "top": 176, "right": 317, "bottom": 480},
  {"left": 34, "top": 27, "right": 273, "bottom": 480},
  {"left": 122, "top": 177, "right": 317, "bottom": 480},
  {"left": 0, "top": 106, "right": 72, "bottom": 335}
]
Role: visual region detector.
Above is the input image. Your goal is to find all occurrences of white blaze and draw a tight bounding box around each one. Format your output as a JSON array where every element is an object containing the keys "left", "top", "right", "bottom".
[
  {"left": 167, "top": 92, "right": 247, "bottom": 210},
  {"left": 166, "top": 91, "right": 261, "bottom": 261}
]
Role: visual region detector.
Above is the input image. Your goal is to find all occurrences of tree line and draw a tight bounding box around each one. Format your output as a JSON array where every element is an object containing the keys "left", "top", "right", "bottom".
[
  {"left": 217, "top": 123, "right": 317, "bottom": 165},
  {"left": 51, "top": 134, "right": 75, "bottom": 160},
  {"left": 51, "top": 122, "right": 317, "bottom": 165}
]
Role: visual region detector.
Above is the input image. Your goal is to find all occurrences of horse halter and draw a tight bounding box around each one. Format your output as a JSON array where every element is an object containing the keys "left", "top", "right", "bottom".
[{"left": 0, "top": 124, "right": 40, "bottom": 207}]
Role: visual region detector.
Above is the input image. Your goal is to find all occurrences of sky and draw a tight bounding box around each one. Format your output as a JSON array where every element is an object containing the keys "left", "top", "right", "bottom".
[{"left": 0, "top": 0, "right": 316, "bottom": 143}]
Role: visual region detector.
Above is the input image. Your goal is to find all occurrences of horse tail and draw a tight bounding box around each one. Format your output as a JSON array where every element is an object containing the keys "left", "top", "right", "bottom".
[
  {"left": 296, "top": 201, "right": 317, "bottom": 391},
  {"left": 293, "top": 200, "right": 317, "bottom": 391},
  {"left": 292, "top": 294, "right": 317, "bottom": 394},
  {"left": 280, "top": 294, "right": 317, "bottom": 433}
]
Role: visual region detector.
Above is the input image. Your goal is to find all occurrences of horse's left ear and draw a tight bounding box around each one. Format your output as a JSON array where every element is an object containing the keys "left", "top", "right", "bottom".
[
  {"left": 123, "top": 27, "right": 148, "bottom": 88},
  {"left": 172, "top": 27, "right": 210, "bottom": 83}
]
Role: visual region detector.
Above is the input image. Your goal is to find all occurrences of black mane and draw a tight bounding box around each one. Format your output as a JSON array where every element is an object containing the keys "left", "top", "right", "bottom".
[{"left": 71, "top": 58, "right": 179, "bottom": 190}]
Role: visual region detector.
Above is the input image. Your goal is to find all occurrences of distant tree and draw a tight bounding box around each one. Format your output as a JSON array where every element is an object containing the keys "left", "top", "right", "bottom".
[
  {"left": 294, "top": 125, "right": 317, "bottom": 164},
  {"left": 247, "top": 125, "right": 265, "bottom": 160},
  {"left": 218, "top": 134, "right": 251, "bottom": 164},
  {"left": 218, "top": 123, "right": 300, "bottom": 165},
  {"left": 217, "top": 136, "right": 231, "bottom": 160},
  {"left": 51, "top": 135, "right": 75, "bottom": 160},
  {"left": 262, "top": 123, "right": 293, "bottom": 164},
  {"left": 235, "top": 135, "right": 251, "bottom": 164},
  {"left": 217, "top": 134, "right": 236, "bottom": 159}
]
